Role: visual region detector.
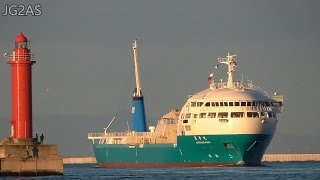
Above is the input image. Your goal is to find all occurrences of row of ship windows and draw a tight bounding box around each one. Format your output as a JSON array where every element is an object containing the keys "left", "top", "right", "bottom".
[
  {"left": 181, "top": 111, "right": 276, "bottom": 119},
  {"left": 190, "top": 101, "right": 282, "bottom": 107}
]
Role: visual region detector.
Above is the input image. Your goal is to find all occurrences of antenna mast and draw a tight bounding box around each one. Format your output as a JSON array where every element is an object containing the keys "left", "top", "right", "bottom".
[
  {"left": 218, "top": 53, "right": 237, "bottom": 88},
  {"left": 132, "top": 39, "right": 142, "bottom": 97}
]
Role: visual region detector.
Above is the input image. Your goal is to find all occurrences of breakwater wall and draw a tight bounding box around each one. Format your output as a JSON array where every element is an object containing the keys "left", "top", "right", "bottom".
[
  {"left": 63, "top": 154, "right": 320, "bottom": 164},
  {"left": 63, "top": 157, "right": 96, "bottom": 164},
  {"left": 261, "top": 154, "right": 320, "bottom": 162}
]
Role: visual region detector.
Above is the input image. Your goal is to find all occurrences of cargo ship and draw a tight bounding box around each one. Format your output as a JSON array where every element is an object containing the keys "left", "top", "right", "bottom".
[{"left": 88, "top": 40, "right": 284, "bottom": 168}]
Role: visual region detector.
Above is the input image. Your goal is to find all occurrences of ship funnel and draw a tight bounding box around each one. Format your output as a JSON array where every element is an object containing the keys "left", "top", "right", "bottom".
[{"left": 131, "top": 39, "right": 147, "bottom": 132}]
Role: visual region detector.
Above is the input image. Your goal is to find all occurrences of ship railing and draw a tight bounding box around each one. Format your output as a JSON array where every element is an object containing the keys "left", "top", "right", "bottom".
[
  {"left": 199, "top": 105, "right": 278, "bottom": 113},
  {"left": 88, "top": 132, "right": 162, "bottom": 145},
  {"left": 88, "top": 132, "right": 160, "bottom": 139},
  {"left": 209, "top": 82, "right": 269, "bottom": 96}
]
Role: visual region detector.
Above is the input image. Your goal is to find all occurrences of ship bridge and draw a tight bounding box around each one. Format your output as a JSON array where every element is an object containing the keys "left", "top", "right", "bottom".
[{"left": 186, "top": 53, "right": 284, "bottom": 112}]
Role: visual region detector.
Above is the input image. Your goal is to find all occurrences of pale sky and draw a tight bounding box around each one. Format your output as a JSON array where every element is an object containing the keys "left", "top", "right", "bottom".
[{"left": 0, "top": 0, "right": 319, "bottom": 157}]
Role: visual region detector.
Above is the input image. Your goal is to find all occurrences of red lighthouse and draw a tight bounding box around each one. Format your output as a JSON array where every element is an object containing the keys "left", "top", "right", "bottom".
[
  {"left": 0, "top": 33, "right": 63, "bottom": 176},
  {"left": 7, "top": 32, "right": 36, "bottom": 139}
]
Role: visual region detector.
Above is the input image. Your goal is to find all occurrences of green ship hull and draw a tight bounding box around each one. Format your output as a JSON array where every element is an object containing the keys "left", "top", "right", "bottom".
[{"left": 93, "top": 134, "right": 273, "bottom": 168}]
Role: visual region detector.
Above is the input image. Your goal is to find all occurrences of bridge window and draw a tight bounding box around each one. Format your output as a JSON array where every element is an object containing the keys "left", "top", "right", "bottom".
[
  {"left": 215, "top": 102, "right": 219, "bottom": 106},
  {"left": 205, "top": 102, "right": 210, "bottom": 107},
  {"left": 252, "top": 101, "right": 256, "bottom": 106},
  {"left": 247, "top": 112, "right": 259, "bottom": 118},
  {"left": 241, "top": 102, "right": 246, "bottom": 106},
  {"left": 208, "top": 112, "right": 216, "bottom": 118},
  {"left": 231, "top": 112, "right": 244, "bottom": 118},
  {"left": 191, "top": 102, "right": 196, "bottom": 107},
  {"left": 185, "top": 113, "right": 191, "bottom": 119},
  {"left": 181, "top": 113, "right": 185, "bottom": 119},
  {"left": 229, "top": 102, "right": 234, "bottom": 106},
  {"left": 166, "top": 118, "right": 175, "bottom": 124},
  {"left": 220, "top": 102, "right": 224, "bottom": 106},
  {"left": 224, "top": 102, "right": 228, "bottom": 106},
  {"left": 197, "top": 102, "right": 204, "bottom": 107},
  {"left": 247, "top": 102, "right": 252, "bottom": 106},
  {"left": 211, "top": 102, "right": 215, "bottom": 106},
  {"left": 199, "top": 113, "right": 206, "bottom": 118},
  {"left": 218, "top": 112, "right": 228, "bottom": 118},
  {"left": 235, "top": 102, "right": 240, "bottom": 106}
]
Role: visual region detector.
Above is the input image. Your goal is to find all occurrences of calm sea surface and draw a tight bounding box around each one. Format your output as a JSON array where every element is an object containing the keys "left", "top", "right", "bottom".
[{"left": 0, "top": 162, "right": 319, "bottom": 180}]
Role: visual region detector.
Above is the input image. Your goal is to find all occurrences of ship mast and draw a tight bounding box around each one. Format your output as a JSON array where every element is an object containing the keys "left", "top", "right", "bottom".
[
  {"left": 131, "top": 39, "right": 147, "bottom": 132},
  {"left": 132, "top": 39, "right": 142, "bottom": 97},
  {"left": 218, "top": 53, "right": 237, "bottom": 88}
]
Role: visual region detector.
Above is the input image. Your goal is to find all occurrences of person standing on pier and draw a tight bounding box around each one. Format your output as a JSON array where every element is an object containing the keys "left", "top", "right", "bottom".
[{"left": 40, "top": 134, "right": 44, "bottom": 144}]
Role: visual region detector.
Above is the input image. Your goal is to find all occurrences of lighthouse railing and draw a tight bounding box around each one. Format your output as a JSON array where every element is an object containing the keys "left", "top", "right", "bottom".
[{"left": 5, "top": 53, "right": 35, "bottom": 61}]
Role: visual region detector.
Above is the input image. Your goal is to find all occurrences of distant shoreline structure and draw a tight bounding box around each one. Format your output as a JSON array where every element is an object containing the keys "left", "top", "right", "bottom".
[{"left": 63, "top": 154, "right": 320, "bottom": 164}]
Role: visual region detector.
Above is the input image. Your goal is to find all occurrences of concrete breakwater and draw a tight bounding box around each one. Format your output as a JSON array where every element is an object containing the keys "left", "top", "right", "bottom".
[
  {"left": 261, "top": 154, "right": 320, "bottom": 162},
  {"left": 63, "top": 154, "right": 320, "bottom": 164}
]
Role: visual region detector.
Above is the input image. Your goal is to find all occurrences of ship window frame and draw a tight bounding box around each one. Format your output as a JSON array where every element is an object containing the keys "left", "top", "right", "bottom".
[
  {"left": 220, "top": 102, "right": 224, "bottom": 106},
  {"left": 185, "top": 113, "right": 191, "bottom": 119},
  {"left": 252, "top": 101, "right": 256, "bottom": 106},
  {"left": 235, "top": 102, "right": 240, "bottom": 106},
  {"left": 208, "top": 112, "right": 216, "bottom": 118},
  {"left": 199, "top": 113, "right": 207, "bottom": 118},
  {"left": 229, "top": 102, "right": 234, "bottom": 106},
  {"left": 191, "top": 102, "right": 196, "bottom": 107},
  {"left": 205, "top": 102, "right": 211, "bottom": 107},
  {"left": 247, "top": 112, "right": 259, "bottom": 118},
  {"left": 247, "top": 102, "right": 252, "bottom": 106},
  {"left": 231, "top": 112, "right": 244, "bottom": 118},
  {"left": 211, "top": 102, "right": 215, "bottom": 107},
  {"left": 197, "top": 102, "right": 204, "bottom": 107},
  {"left": 215, "top": 102, "right": 219, "bottom": 107},
  {"left": 181, "top": 113, "right": 185, "bottom": 119},
  {"left": 217, "top": 112, "right": 228, "bottom": 118},
  {"left": 241, "top": 102, "right": 246, "bottom": 106},
  {"left": 166, "top": 118, "right": 175, "bottom": 124},
  {"left": 224, "top": 102, "right": 228, "bottom": 106}
]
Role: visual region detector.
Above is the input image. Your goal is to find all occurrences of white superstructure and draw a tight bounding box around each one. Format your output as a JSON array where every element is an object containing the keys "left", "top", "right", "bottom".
[{"left": 178, "top": 53, "right": 283, "bottom": 136}]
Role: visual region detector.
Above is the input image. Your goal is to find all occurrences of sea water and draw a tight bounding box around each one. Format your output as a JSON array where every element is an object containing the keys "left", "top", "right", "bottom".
[{"left": 0, "top": 162, "right": 319, "bottom": 179}]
